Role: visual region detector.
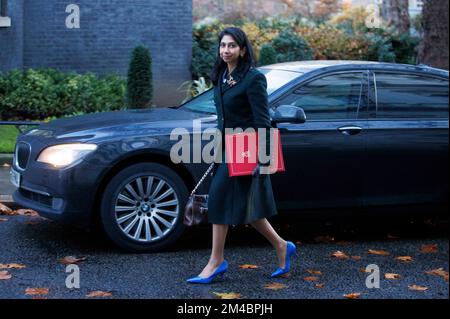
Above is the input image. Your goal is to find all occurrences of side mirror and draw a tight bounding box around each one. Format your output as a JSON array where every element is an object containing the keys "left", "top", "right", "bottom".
[{"left": 270, "top": 105, "right": 306, "bottom": 124}]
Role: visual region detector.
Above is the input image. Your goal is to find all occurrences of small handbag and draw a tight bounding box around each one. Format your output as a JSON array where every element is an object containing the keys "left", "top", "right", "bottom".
[{"left": 183, "top": 162, "right": 215, "bottom": 226}]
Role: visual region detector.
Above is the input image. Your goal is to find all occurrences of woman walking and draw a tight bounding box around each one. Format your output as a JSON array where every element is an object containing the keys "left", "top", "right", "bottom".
[{"left": 187, "top": 27, "right": 297, "bottom": 284}]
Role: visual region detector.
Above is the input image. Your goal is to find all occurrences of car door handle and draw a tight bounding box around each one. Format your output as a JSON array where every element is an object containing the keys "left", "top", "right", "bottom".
[{"left": 338, "top": 126, "right": 362, "bottom": 136}]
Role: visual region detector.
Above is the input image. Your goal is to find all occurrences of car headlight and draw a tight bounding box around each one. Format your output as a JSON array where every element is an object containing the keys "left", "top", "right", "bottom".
[{"left": 37, "top": 143, "right": 98, "bottom": 168}]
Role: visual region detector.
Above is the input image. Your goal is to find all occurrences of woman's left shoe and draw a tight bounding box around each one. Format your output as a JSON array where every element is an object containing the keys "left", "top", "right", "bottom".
[
  {"left": 271, "top": 241, "right": 297, "bottom": 278},
  {"left": 186, "top": 260, "right": 228, "bottom": 284}
]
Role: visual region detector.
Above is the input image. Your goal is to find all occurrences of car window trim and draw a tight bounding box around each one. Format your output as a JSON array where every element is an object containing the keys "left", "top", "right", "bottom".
[
  {"left": 369, "top": 70, "right": 449, "bottom": 121},
  {"left": 272, "top": 70, "right": 370, "bottom": 120}
]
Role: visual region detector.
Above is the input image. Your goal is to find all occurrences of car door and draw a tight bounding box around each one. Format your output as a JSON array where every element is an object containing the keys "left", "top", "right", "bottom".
[
  {"left": 364, "top": 71, "right": 449, "bottom": 207},
  {"left": 270, "top": 71, "right": 369, "bottom": 211}
]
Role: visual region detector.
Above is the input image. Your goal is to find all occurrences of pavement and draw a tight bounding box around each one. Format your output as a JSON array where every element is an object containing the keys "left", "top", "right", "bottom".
[
  {"left": 0, "top": 212, "right": 448, "bottom": 299},
  {"left": 0, "top": 152, "right": 448, "bottom": 299},
  {"left": 0, "top": 153, "right": 19, "bottom": 210}
]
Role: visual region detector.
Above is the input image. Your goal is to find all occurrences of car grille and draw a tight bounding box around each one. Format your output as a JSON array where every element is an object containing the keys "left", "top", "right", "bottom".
[
  {"left": 15, "top": 142, "right": 31, "bottom": 170},
  {"left": 19, "top": 188, "right": 52, "bottom": 207}
]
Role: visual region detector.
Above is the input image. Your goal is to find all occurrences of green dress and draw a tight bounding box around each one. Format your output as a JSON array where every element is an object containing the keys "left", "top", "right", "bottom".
[{"left": 207, "top": 65, "right": 278, "bottom": 225}]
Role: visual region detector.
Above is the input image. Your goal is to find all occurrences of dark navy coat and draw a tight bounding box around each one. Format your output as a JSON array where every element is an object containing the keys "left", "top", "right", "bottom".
[{"left": 207, "top": 65, "right": 278, "bottom": 225}]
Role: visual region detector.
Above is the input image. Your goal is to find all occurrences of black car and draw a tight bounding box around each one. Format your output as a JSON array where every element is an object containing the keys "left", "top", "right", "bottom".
[{"left": 10, "top": 61, "right": 449, "bottom": 252}]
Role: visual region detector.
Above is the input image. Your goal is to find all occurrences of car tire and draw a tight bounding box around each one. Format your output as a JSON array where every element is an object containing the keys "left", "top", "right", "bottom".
[{"left": 100, "top": 162, "right": 188, "bottom": 253}]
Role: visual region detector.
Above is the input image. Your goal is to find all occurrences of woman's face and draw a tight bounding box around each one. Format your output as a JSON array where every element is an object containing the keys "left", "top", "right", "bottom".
[{"left": 219, "top": 34, "right": 246, "bottom": 65}]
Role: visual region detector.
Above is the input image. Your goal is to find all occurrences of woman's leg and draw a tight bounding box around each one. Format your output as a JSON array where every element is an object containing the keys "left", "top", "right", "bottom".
[
  {"left": 198, "top": 224, "right": 229, "bottom": 278},
  {"left": 250, "top": 218, "right": 289, "bottom": 268}
]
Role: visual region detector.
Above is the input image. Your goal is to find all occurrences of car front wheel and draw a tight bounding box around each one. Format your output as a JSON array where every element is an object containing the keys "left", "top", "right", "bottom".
[{"left": 100, "top": 162, "right": 188, "bottom": 252}]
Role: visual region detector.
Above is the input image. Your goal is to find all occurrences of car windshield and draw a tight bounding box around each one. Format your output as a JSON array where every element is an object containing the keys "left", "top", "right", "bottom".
[{"left": 180, "top": 69, "right": 302, "bottom": 114}]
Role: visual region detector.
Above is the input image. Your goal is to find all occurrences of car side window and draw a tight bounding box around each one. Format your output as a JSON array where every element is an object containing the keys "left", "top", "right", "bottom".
[
  {"left": 374, "top": 73, "right": 449, "bottom": 119},
  {"left": 274, "top": 72, "right": 367, "bottom": 120}
]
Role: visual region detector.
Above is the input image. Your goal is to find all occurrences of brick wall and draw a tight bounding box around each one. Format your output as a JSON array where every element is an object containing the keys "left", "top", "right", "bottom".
[
  {"left": 0, "top": 0, "right": 192, "bottom": 106},
  {"left": 0, "top": 0, "right": 24, "bottom": 71}
]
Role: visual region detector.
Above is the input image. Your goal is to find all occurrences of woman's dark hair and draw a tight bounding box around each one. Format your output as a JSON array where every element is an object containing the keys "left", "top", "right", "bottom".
[{"left": 210, "top": 27, "right": 256, "bottom": 86}]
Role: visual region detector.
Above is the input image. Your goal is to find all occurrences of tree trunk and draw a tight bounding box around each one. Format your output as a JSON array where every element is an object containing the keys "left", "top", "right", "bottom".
[
  {"left": 418, "top": 0, "right": 449, "bottom": 70},
  {"left": 382, "top": 0, "right": 410, "bottom": 34}
]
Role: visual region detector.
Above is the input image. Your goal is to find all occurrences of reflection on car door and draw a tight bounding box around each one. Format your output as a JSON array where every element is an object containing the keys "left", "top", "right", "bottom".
[
  {"left": 364, "top": 71, "right": 449, "bottom": 206},
  {"left": 271, "top": 71, "right": 369, "bottom": 211}
]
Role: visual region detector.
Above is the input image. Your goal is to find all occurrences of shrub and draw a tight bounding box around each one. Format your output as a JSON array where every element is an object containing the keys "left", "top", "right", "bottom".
[
  {"left": 389, "top": 32, "right": 421, "bottom": 64},
  {"left": 258, "top": 44, "right": 277, "bottom": 66},
  {"left": 191, "top": 41, "right": 217, "bottom": 81},
  {"left": 271, "top": 30, "right": 314, "bottom": 63},
  {"left": 329, "top": 7, "right": 420, "bottom": 63},
  {"left": 126, "top": 46, "right": 153, "bottom": 108},
  {"left": 0, "top": 69, "right": 126, "bottom": 121},
  {"left": 190, "top": 15, "right": 420, "bottom": 81},
  {"left": 296, "top": 25, "right": 371, "bottom": 60}
]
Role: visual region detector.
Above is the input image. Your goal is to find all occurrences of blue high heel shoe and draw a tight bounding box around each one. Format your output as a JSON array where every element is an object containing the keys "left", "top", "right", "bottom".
[
  {"left": 271, "top": 241, "right": 297, "bottom": 278},
  {"left": 186, "top": 260, "right": 228, "bottom": 284}
]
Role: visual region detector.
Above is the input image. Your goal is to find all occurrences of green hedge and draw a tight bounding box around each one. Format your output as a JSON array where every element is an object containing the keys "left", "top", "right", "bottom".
[
  {"left": 0, "top": 69, "right": 126, "bottom": 121},
  {"left": 191, "top": 16, "right": 421, "bottom": 83}
]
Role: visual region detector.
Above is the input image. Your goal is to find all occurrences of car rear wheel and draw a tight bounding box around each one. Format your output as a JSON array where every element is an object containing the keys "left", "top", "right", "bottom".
[{"left": 100, "top": 162, "right": 188, "bottom": 252}]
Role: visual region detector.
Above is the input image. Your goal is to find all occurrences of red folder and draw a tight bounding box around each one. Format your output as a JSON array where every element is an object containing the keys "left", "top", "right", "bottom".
[{"left": 224, "top": 129, "right": 285, "bottom": 177}]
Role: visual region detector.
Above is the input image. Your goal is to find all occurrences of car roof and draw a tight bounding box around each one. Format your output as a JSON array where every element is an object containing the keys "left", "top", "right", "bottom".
[{"left": 259, "top": 60, "right": 449, "bottom": 77}]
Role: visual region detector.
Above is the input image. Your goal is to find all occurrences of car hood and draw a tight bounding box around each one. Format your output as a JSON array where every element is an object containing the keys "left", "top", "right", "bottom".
[{"left": 25, "top": 107, "right": 217, "bottom": 141}]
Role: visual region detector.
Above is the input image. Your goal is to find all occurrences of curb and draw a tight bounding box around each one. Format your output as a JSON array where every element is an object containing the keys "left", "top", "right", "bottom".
[
  {"left": 0, "top": 195, "right": 21, "bottom": 210},
  {"left": 0, "top": 153, "right": 13, "bottom": 166}
]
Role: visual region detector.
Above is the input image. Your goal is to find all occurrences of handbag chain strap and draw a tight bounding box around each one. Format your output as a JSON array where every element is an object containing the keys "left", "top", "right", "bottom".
[{"left": 190, "top": 162, "right": 215, "bottom": 196}]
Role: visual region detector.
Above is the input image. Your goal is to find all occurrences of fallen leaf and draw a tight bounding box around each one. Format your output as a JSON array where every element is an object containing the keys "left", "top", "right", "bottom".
[
  {"left": 239, "top": 264, "right": 259, "bottom": 269},
  {"left": 360, "top": 268, "right": 370, "bottom": 273},
  {"left": 315, "top": 236, "right": 335, "bottom": 243},
  {"left": 0, "top": 271, "right": 12, "bottom": 280},
  {"left": 351, "top": 256, "right": 362, "bottom": 261},
  {"left": 395, "top": 256, "right": 413, "bottom": 263},
  {"left": 344, "top": 293, "right": 361, "bottom": 299},
  {"left": 385, "top": 273, "right": 401, "bottom": 279},
  {"left": 58, "top": 256, "right": 87, "bottom": 265},
  {"left": 303, "top": 276, "right": 319, "bottom": 282},
  {"left": 408, "top": 285, "right": 428, "bottom": 292},
  {"left": 264, "top": 282, "right": 287, "bottom": 290},
  {"left": 425, "top": 268, "right": 449, "bottom": 281},
  {"left": 15, "top": 209, "right": 39, "bottom": 217},
  {"left": 0, "top": 263, "right": 26, "bottom": 269},
  {"left": 86, "top": 291, "right": 113, "bottom": 298},
  {"left": 306, "top": 269, "right": 322, "bottom": 275},
  {"left": 0, "top": 202, "right": 14, "bottom": 215},
  {"left": 368, "top": 249, "right": 390, "bottom": 256},
  {"left": 315, "top": 283, "right": 325, "bottom": 288},
  {"left": 213, "top": 292, "right": 242, "bottom": 299},
  {"left": 25, "top": 288, "right": 49, "bottom": 295},
  {"left": 332, "top": 251, "right": 349, "bottom": 259},
  {"left": 420, "top": 244, "right": 438, "bottom": 254}
]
